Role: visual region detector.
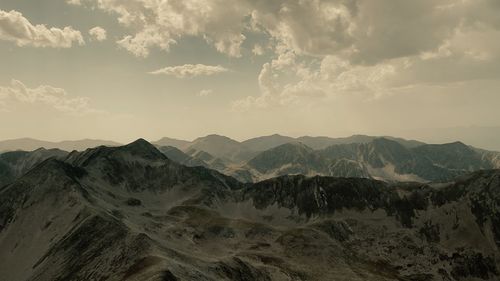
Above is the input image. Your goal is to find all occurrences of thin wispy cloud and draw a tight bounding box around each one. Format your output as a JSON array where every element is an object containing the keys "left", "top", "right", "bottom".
[
  {"left": 150, "top": 64, "right": 229, "bottom": 78},
  {"left": 0, "top": 79, "right": 97, "bottom": 115},
  {"left": 198, "top": 89, "right": 213, "bottom": 97}
]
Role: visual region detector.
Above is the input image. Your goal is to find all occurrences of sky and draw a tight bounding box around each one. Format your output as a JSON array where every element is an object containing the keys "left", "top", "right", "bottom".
[{"left": 0, "top": 0, "right": 499, "bottom": 149}]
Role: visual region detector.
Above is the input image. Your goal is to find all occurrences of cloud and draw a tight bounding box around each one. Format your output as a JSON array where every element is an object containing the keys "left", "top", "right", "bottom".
[
  {"left": 150, "top": 64, "right": 229, "bottom": 78},
  {"left": 89, "top": 26, "right": 107, "bottom": 41},
  {"left": 66, "top": 0, "right": 82, "bottom": 5},
  {"left": 74, "top": 0, "right": 356, "bottom": 58},
  {"left": 72, "top": 0, "right": 500, "bottom": 111},
  {"left": 76, "top": 0, "right": 249, "bottom": 57},
  {"left": 0, "top": 9, "right": 84, "bottom": 48},
  {"left": 0, "top": 79, "right": 97, "bottom": 115},
  {"left": 198, "top": 89, "right": 212, "bottom": 97},
  {"left": 74, "top": 0, "right": 500, "bottom": 61},
  {"left": 233, "top": 54, "right": 408, "bottom": 110}
]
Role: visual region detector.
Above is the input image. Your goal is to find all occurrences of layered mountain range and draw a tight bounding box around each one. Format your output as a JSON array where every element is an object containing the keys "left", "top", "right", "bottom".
[
  {"left": 2, "top": 134, "right": 499, "bottom": 185},
  {"left": 1, "top": 139, "right": 500, "bottom": 280},
  {"left": 154, "top": 134, "right": 500, "bottom": 183},
  {"left": 0, "top": 138, "right": 121, "bottom": 153}
]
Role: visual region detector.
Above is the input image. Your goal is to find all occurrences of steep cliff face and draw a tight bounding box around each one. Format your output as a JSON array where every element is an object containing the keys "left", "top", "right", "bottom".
[{"left": 1, "top": 140, "right": 500, "bottom": 281}]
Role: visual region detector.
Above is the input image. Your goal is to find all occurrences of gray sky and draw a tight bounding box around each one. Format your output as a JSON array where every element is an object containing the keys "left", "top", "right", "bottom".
[{"left": 0, "top": 0, "right": 499, "bottom": 148}]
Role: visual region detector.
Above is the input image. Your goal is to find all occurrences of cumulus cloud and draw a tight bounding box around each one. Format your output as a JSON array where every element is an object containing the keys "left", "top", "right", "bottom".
[
  {"left": 233, "top": 54, "right": 409, "bottom": 111},
  {"left": 74, "top": 0, "right": 356, "bottom": 58},
  {"left": 0, "top": 9, "right": 84, "bottom": 48},
  {"left": 0, "top": 80, "right": 96, "bottom": 115},
  {"left": 75, "top": 0, "right": 250, "bottom": 57},
  {"left": 88, "top": 26, "right": 107, "bottom": 41},
  {"left": 72, "top": 0, "right": 500, "bottom": 110},
  {"left": 73, "top": 0, "right": 500, "bottom": 61},
  {"left": 150, "top": 64, "right": 229, "bottom": 78}
]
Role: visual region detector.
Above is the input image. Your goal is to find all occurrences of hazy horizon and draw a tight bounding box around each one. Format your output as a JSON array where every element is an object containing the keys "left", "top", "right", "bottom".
[{"left": 2, "top": 127, "right": 500, "bottom": 152}]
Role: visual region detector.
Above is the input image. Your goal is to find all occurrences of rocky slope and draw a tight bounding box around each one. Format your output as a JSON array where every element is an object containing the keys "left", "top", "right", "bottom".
[
  {"left": 1, "top": 139, "right": 500, "bottom": 280},
  {"left": 152, "top": 135, "right": 500, "bottom": 183},
  {"left": 228, "top": 138, "right": 500, "bottom": 183},
  {"left": 246, "top": 142, "right": 327, "bottom": 177},
  {"left": 0, "top": 148, "right": 68, "bottom": 187}
]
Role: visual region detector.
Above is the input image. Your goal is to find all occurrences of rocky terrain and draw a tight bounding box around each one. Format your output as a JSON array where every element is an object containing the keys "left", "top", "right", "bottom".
[
  {"left": 0, "top": 148, "right": 68, "bottom": 187},
  {"left": 4, "top": 134, "right": 498, "bottom": 184},
  {"left": 1, "top": 139, "right": 500, "bottom": 280},
  {"left": 153, "top": 135, "right": 500, "bottom": 183}
]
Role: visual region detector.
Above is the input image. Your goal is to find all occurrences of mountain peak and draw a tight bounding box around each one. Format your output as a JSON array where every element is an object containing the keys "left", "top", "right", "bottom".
[
  {"left": 126, "top": 138, "right": 150, "bottom": 146},
  {"left": 194, "top": 134, "right": 239, "bottom": 143},
  {"left": 370, "top": 137, "right": 407, "bottom": 149},
  {"left": 153, "top": 137, "right": 191, "bottom": 149},
  {"left": 123, "top": 139, "right": 166, "bottom": 159},
  {"left": 448, "top": 141, "right": 467, "bottom": 147}
]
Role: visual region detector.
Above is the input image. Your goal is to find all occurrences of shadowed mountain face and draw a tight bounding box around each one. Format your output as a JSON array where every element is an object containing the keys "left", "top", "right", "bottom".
[
  {"left": 222, "top": 138, "right": 499, "bottom": 183},
  {"left": 318, "top": 139, "right": 496, "bottom": 182},
  {"left": 1, "top": 139, "right": 500, "bottom": 280},
  {"left": 158, "top": 146, "right": 229, "bottom": 171},
  {"left": 0, "top": 148, "right": 68, "bottom": 187},
  {"left": 247, "top": 142, "right": 327, "bottom": 176}
]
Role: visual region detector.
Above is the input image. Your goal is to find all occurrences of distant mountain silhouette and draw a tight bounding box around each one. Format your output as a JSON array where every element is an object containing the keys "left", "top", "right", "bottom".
[
  {"left": 153, "top": 137, "right": 191, "bottom": 150},
  {"left": 0, "top": 138, "right": 121, "bottom": 152}
]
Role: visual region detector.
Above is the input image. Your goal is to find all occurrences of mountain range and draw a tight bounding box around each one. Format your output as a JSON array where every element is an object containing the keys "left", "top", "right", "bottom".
[
  {"left": 153, "top": 135, "right": 500, "bottom": 183},
  {"left": 152, "top": 134, "right": 426, "bottom": 162},
  {"left": 0, "top": 138, "right": 121, "bottom": 152},
  {"left": 1, "top": 139, "right": 500, "bottom": 280},
  {"left": 2, "top": 134, "right": 499, "bottom": 185}
]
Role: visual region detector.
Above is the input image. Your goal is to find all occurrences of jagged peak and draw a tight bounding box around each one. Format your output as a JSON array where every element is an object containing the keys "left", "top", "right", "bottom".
[
  {"left": 126, "top": 138, "right": 150, "bottom": 146},
  {"left": 67, "top": 139, "right": 167, "bottom": 167}
]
